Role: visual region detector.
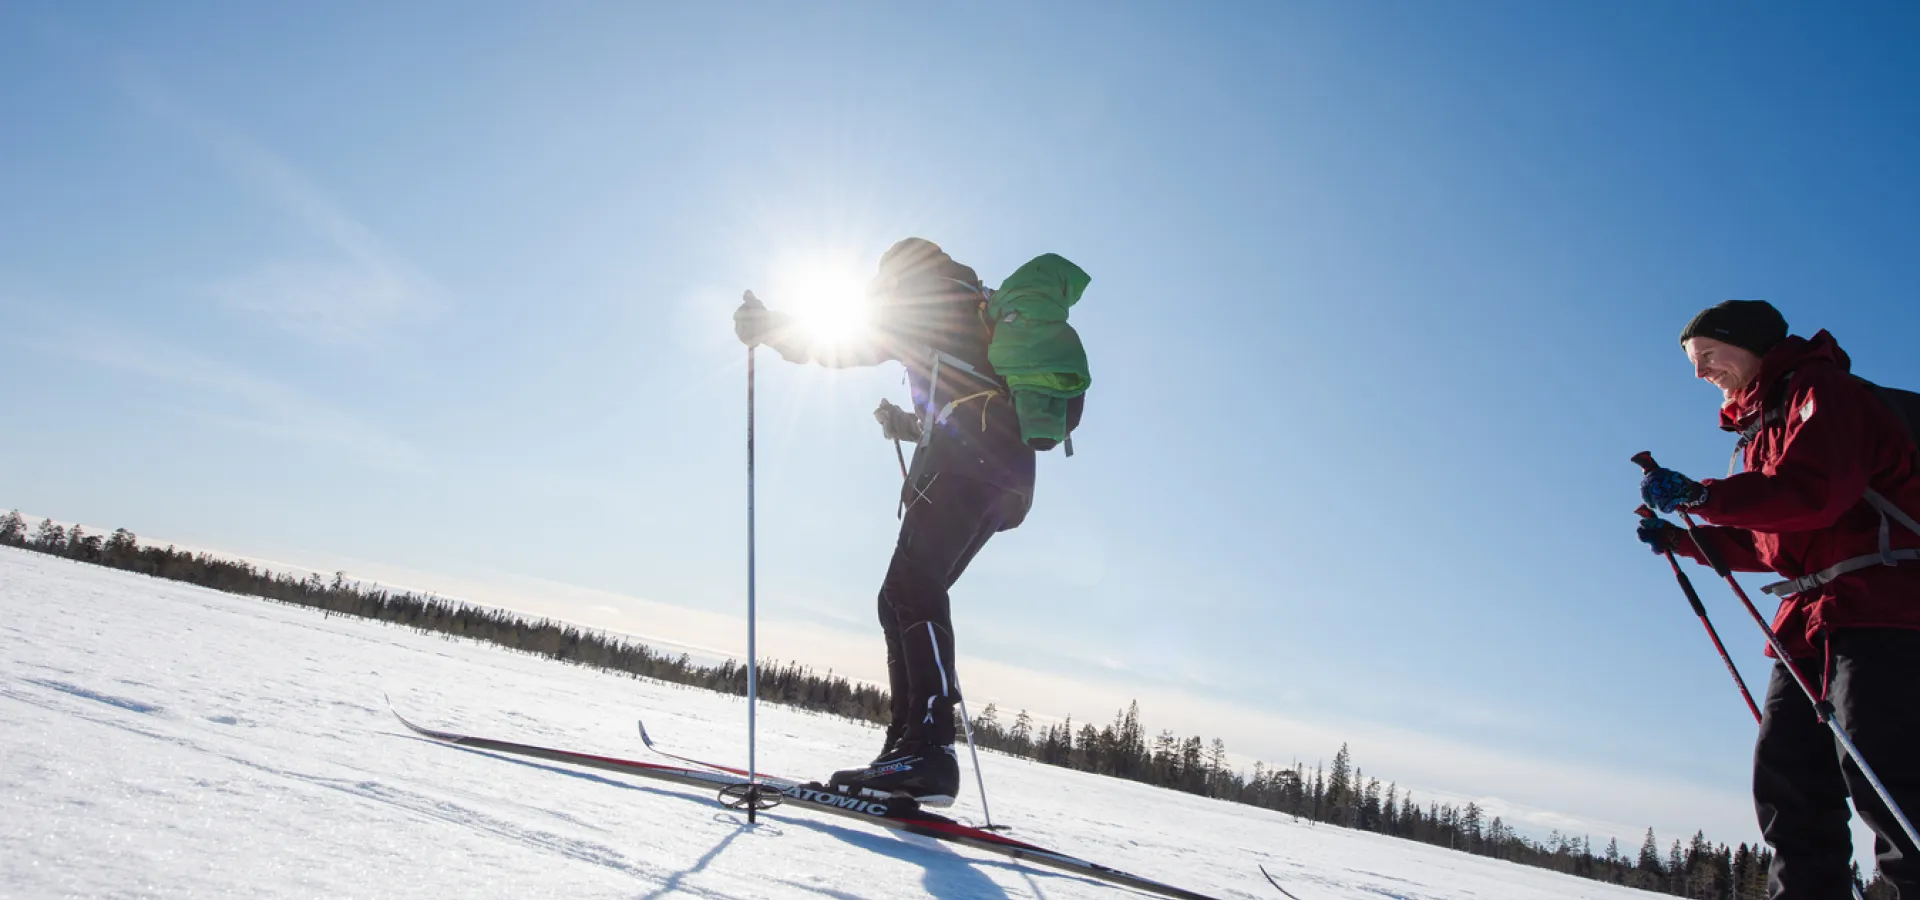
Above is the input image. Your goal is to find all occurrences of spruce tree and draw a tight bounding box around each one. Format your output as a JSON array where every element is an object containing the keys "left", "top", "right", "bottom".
[
  {"left": 1639, "top": 828, "right": 1664, "bottom": 874},
  {"left": 1327, "top": 743, "right": 1352, "bottom": 824},
  {"left": 1116, "top": 701, "right": 1145, "bottom": 777}
]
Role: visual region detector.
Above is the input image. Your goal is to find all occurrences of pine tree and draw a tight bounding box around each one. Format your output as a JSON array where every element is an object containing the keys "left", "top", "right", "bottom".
[
  {"left": 1009, "top": 709, "right": 1033, "bottom": 752},
  {"left": 1071, "top": 722, "right": 1097, "bottom": 772},
  {"left": 1327, "top": 743, "right": 1352, "bottom": 824},
  {"left": 1311, "top": 764, "right": 1326, "bottom": 822},
  {"left": 66, "top": 525, "right": 102, "bottom": 561},
  {"left": 1731, "top": 843, "right": 1755, "bottom": 900},
  {"left": 972, "top": 703, "right": 1001, "bottom": 747},
  {"left": 1115, "top": 701, "right": 1146, "bottom": 778},
  {"left": 1152, "top": 729, "right": 1178, "bottom": 785},
  {"left": 31, "top": 518, "right": 66, "bottom": 553},
  {"left": 104, "top": 528, "right": 137, "bottom": 560},
  {"left": 1639, "top": 828, "right": 1664, "bottom": 874},
  {"left": 0, "top": 510, "right": 25, "bottom": 546},
  {"left": 1179, "top": 736, "right": 1204, "bottom": 793},
  {"left": 1206, "top": 738, "right": 1230, "bottom": 798}
]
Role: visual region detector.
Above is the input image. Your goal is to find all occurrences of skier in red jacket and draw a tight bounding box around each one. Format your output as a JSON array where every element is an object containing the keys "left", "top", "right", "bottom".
[{"left": 1637, "top": 300, "right": 1920, "bottom": 898}]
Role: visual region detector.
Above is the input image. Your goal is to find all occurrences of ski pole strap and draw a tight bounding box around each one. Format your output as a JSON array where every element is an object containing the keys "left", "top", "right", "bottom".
[{"left": 1762, "top": 549, "right": 1920, "bottom": 597}]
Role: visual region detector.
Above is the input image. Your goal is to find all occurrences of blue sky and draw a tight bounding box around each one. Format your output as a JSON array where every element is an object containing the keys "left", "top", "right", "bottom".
[{"left": 5, "top": 1, "right": 1919, "bottom": 850}]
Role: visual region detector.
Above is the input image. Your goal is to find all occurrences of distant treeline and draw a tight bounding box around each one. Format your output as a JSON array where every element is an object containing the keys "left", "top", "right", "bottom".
[{"left": 0, "top": 510, "right": 1891, "bottom": 898}]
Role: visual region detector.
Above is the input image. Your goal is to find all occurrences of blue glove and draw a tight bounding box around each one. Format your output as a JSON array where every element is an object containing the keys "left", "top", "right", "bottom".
[
  {"left": 1640, "top": 468, "right": 1708, "bottom": 514},
  {"left": 1635, "top": 517, "right": 1685, "bottom": 554}
]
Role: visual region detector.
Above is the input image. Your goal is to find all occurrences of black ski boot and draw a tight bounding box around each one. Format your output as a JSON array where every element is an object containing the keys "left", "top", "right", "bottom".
[
  {"left": 828, "top": 744, "right": 960, "bottom": 808},
  {"left": 829, "top": 723, "right": 907, "bottom": 785},
  {"left": 872, "top": 722, "right": 906, "bottom": 763}
]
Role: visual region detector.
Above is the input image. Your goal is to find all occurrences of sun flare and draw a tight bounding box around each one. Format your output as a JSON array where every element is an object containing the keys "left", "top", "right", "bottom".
[{"left": 774, "top": 257, "right": 872, "bottom": 345}]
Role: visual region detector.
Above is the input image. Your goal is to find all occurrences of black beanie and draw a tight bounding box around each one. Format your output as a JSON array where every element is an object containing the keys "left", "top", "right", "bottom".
[
  {"left": 1679, "top": 300, "right": 1789, "bottom": 357},
  {"left": 877, "top": 238, "right": 948, "bottom": 277}
]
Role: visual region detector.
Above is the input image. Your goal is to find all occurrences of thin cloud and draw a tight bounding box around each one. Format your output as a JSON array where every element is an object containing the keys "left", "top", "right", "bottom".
[
  {"left": 127, "top": 80, "right": 446, "bottom": 343},
  {"left": 31, "top": 320, "right": 421, "bottom": 471}
]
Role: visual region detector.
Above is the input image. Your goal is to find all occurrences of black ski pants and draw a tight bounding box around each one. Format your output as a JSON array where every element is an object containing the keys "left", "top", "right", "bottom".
[
  {"left": 1758, "top": 628, "right": 1920, "bottom": 899},
  {"left": 877, "top": 472, "right": 1023, "bottom": 750}
]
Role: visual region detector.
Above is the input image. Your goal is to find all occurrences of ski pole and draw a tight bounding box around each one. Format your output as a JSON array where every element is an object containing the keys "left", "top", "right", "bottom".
[
  {"left": 746, "top": 341, "right": 762, "bottom": 822},
  {"left": 1635, "top": 505, "right": 1762, "bottom": 723},
  {"left": 954, "top": 692, "right": 1003, "bottom": 830},
  {"left": 1633, "top": 452, "right": 1920, "bottom": 854}
]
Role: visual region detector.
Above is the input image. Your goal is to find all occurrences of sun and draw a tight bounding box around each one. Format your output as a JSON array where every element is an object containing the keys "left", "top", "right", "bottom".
[{"left": 774, "top": 256, "right": 872, "bottom": 346}]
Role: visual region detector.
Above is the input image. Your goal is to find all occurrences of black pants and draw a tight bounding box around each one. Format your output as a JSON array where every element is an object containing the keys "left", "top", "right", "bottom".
[
  {"left": 877, "top": 473, "right": 1023, "bottom": 750},
  {"left": 1757, "top": 628, "right": 1920, "bottom": 899}
]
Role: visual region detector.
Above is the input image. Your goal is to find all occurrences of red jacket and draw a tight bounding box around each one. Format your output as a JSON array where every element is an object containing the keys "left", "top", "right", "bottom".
[{"left": 1673, "top": 331, "right": 1920, "bottom": 659}]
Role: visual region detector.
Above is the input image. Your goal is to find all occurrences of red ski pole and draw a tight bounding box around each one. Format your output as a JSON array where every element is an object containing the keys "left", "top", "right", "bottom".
[{"left": 1636, "top": 505, "right": 1761, "bottom": 722}]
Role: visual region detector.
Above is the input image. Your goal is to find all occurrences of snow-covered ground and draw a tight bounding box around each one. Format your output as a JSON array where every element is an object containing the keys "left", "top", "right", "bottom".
[{"left": 1, "top": 546, "right": 1656, "bottom": 899}]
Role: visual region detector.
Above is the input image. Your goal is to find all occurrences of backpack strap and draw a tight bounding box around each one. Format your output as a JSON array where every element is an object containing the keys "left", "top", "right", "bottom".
[
  {"left": 1760, "top": 487, "right": 1920, "bottom": 598},
  {"left": 1762, "top": 548, "right": 1920, "bottom": 597}
]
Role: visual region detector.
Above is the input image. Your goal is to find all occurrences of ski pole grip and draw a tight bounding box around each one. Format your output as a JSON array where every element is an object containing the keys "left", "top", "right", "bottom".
[
  {"left": 1639, "top": 506, "right": 1711, "bottom": 616},
  {"left": 1675, "top": 568, "right": 1709, "bottom": 616},
  {"left": 1631, "top": 451, "right": 1659, "bottom": 473}
]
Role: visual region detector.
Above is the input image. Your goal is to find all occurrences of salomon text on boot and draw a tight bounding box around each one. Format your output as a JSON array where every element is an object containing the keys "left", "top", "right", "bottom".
[{"left": 827, "top": 744, "right": 959, "bottom": 808}]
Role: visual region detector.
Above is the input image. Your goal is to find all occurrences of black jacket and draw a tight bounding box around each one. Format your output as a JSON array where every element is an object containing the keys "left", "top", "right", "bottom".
[{"left": 764, "top": 255, "right": 1038, "bottom": 498}]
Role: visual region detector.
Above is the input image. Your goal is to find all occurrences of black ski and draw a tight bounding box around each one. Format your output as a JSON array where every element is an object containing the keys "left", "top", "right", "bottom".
[
  {"left": 389, "top": 704, "right": 1226, "bottom": 900},
  {"left": 1260, "top": 864, "right": 1304, "bottom": 899},
  {"left": 636, "top": 718, "right": 801, "bottom": 786}
]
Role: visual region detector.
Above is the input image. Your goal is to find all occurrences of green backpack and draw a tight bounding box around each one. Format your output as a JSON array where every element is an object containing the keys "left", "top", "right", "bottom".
[{"left": 984, "top": 254, "right": 1092, "bottom": 453}]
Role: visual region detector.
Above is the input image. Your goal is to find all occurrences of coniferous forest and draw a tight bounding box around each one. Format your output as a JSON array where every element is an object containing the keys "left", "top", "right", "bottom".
[{"left": 1, "top": 509, "right": 1895, "bottom": 898}]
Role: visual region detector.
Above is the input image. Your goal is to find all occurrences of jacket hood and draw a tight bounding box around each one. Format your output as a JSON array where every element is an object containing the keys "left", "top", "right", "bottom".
[{"left": 1718, "top": 329, "right": 1851, "bottom": 432}]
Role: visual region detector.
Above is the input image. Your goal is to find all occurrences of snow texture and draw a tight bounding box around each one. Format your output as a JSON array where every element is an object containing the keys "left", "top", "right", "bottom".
[{"left": 0, "top": 547, "right": 1655, "bottom": 899}]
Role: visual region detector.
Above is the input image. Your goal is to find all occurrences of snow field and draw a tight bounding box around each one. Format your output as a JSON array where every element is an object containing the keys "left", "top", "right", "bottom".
[{"left": 0, "top": 547, "right": 1655, "bottom": 899}]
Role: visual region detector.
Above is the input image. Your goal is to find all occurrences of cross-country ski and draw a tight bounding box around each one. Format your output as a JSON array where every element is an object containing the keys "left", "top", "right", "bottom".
[{"left": 393, "top": 703, "right": 1229, "bottom": 900}]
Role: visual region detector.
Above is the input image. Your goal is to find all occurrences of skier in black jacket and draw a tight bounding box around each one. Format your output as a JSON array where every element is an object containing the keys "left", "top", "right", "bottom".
[{"left": 734, "top": 238, "right": 1069, "bottom": 806}]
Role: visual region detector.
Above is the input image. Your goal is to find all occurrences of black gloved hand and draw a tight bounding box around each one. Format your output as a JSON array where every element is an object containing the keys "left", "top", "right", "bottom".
[
  {"left": 874, "top": 398, "right": 922, "bottom": 443},
  {"left": 734, "top": 291, "right": 790, "bottom": 347},
  {"left": 1636, "top": 516, "right": 1686, "bottom": 555}
]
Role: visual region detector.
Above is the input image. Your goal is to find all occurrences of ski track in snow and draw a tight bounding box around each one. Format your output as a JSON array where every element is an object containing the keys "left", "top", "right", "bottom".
[{"left": 1, "top": 547, "right": 1657, "bottom": 899}]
